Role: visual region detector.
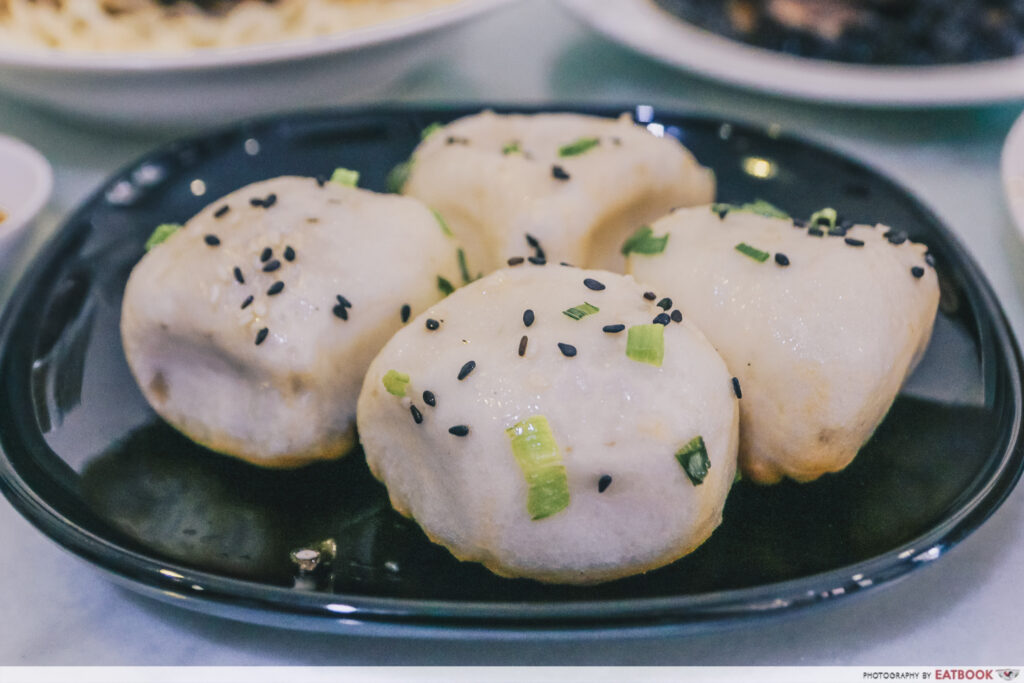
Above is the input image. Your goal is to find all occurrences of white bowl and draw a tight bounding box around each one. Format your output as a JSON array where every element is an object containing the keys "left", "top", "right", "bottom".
[
  {"left": 1001, "top": 110, "right": 1024, "bottom": 241},
  {"left": 0, "top": 0, "right": 515, "bottom": 128},
  {"left": 0, "top": 134, "right": 53, "bottom": 279},
  {"left": 559, "top": 0, "right": 1024, "bottom": 107}
]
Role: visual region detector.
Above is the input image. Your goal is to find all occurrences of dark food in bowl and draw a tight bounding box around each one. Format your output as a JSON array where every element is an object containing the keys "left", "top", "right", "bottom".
[{"left": 653, "top": 0, "right": 1024, "bottom": 65}]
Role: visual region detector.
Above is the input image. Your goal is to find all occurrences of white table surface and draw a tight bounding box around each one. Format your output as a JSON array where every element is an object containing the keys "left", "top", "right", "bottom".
[{"left": 2, "top": 0, "right": 1024, "bottom": 666}]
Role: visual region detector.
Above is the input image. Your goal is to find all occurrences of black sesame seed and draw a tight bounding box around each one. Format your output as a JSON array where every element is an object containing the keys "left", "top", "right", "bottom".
[
  {"left": 525, "top": 233, "right": 545, "bottom": 259},
  {"left": 204, "top": 234, "right": 221, "bottom": 246},
  {"left": 518, "top": 335, "right": 528, "bottom": 357},
  {"left": 670, "top": 310, "right": 683, "bottom": 323},
  {"left": 255, "top": 327, "right": 269, "bottom": 345},
  {"left": 583, "top": 278, "right": 606, "bottom": 291},
  {"left": 233, "top": 267, "right": 245, "bottom": 284},
  {"left": 598, "top": 474, "right": 612, "bottom": 493},
  {"left": 284, "top": 246, "right": 295, "bottom": 262},
  {"left": 507, "top": 256, "right": 525, "bottom": 266},
  {"left": 911, "top": 266, "right": 925, "bottom": 279},
  {"left": 792, "top": 218, "right": 806, "bottom": 228},
  {"left": 336, "top": 295, "right": 352, "bottom": 308},
  {"left": 315, "top": 175, "right": 327, "bottom": 187},
  {"left": 523, "top": 309, "right": 535, "bottom": 327},
  {"left": 401, "top": 304, "right": 411, "bottom": 323},
  {"left": 449, "top": 425, "right": 469, "bottom": 437},
  {"left": 552, "top": 165, "right": 570, "bottom": 181},
  {"left": 643, "top": 291, "right": 657, "bottom": 301},
  {"left": 732, "top": 377, "right": 742, "bottom": 399},
  {"left": 528, "top": 256, "right": 547, "bottom": 265},
  {"left": 262, "top": 259, "right": 281, "bottom": 273},
  {"left": 457, "top": 360, "right": 476, "bottom": 380},
  {"left": 332, "top": 304, "right": 348, "bottom": 320},
  {"left": 250, "top": 197, "right": 264, "bottom": 207},
  {"left": 240, "top": 295, "right": 254, "bottom": 309},
  {"left": 267, "top": 281, "right": 284, "bottom": 296},
  {"left": 886, "top": 230, "right": 908, "bottom": 245},
  {"left": 808, "top": 227, "right": 824, "bottom": 237},
  {"left": 260, "top": 247, "right": 272, "bottom": 262},
  {"left": 560, "top": 262, "right": 574, "bottom": 267},
  {"left": 425, "top": 318, "right": 440, "bottom": 330},
  {"left": 423, "top": 390, "right": 436, "bottom": 407},
  {"left": 653, "top": 313, "right": 671, "bottom": 326},
  {"left": 262, "top": 193, "right": 277, "bottom": 208},
  {"left": 775, "top": 253, "right": 790, "bottom": 266},
  {"left": 844, "top": 237, "right": 865, "bottom": 247},
  {"left": 716, "top": 207, "right": 729, "bottom": 220},
  {"left": 557, "top": 342, "right": 577, "bottom": 357},
  {"left": 214, "top": 205, "right": 230, "bottom": 218},
  {"left": 410, "top": 405, "right": 423, "bottom": 425},
  {"left": 603, "top": 324, "right": 625, "bottom": 333},
  {"left": 657, "top": 297, "right": 672, "bottom": 310}
]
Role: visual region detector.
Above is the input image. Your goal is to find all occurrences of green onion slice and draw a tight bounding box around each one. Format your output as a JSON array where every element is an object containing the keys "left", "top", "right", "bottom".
[
  {"left": 711, "top": 200, "right": 789, "bottom": 220},
  {"left": 626, "top": 324, "right": 665, "bottom": 367},
  {"left": 563, "top": 302, "right": 599, "bottom": 321},
  {"left": 621, "top": 225, "right": 669, "bottom": 256},
  {"left": 144, "top": 223, "right": 181, "bottom": 251},
  {"left": 735, "top": 242, "right": 770, "bottom": 262},
  {"left": 506, "top": 415, "right": 571, "bottom": 520},
  {"left": 432, "top": 208, "right": 454, "bottom": 238},
  {"left": 420, "top": 122, "right": 443, "bottom": 140},
  {"left": 437, "top": 275, "right": 455, "bottom": 296},
  {"left": 386, "top": 160, "right": 412, "bottom": 194},
  {"left": 675, "top": 435, "right": 711, "bottom": 486},
  {"left": 329, "top": 167, "right": 360, "bottom": 187},
  {"left": 457, "top": 248, "right": 472, "bottom": 284},
  {"left": 382, "top": 370, "right": 410, "bottom": 397},
  {"left": 809, "top": 207, "right": 838, "bottom": 230},
  {"left": 558, "top": 137, "right": 600, "bottom": 157},
  {"left": 502, "top": 141, "right": 521, "bottom": 155}
]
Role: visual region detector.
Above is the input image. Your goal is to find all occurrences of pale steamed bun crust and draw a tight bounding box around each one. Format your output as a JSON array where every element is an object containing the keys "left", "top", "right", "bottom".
[
  {"left": 357, "top": 265, "right": 739, "bottom": 584},
  {"left": 121, "top": 176, "right": 462, "bottom": 468},
  {"left": 628, "top": 206, "right": 940, "bottom": 483},
  {"left": 403, "top": 111, "right": 715, "bottom": 274}
]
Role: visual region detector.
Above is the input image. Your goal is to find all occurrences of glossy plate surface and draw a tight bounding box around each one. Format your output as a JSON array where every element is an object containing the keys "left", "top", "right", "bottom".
[
  {"left": 0, "top": 105, "right": 1022, "bottom": 637},
  {"left": 559, "top": 0, "right": 1024, "bottom": 107}
]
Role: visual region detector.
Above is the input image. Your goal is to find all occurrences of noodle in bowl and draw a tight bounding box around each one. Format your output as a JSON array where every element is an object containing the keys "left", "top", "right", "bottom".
[{"left": 0, "top": 0, "right": 463, "bottom": 52}]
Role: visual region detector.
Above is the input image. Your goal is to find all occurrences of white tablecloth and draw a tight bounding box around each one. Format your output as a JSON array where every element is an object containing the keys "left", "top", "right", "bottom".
[{"left": 2, "top": 0, "right": 1023, "bottom": 665}]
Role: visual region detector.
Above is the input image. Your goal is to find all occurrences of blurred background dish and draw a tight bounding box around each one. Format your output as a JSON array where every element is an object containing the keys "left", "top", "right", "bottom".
[
  {"left": 1002, "top": 109, "right": 1024, "bottom": 240},
  {"left": 0, "top": 134, "right": 52, "bottom": 279},
  {"left": 0, "top": 0, "right": 516, "bottom": 128},
  {"left": 558, "top": 0, "right": 1024, "bottom": 106}
]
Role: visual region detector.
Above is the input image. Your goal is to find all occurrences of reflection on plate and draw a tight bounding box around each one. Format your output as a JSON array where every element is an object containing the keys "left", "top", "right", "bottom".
[
  {"left": 0, "top": 106, "right": 1021, "bottom": 637},
  {"left": 0, "top": 0, "right": 514, "bottom": 128},
  {"left": 559, "top": 0, "right": 1024, "bottom": 106}
]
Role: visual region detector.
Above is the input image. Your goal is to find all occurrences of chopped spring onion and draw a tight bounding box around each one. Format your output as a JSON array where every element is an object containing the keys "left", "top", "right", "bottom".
[
  {"left": 563, "top": 302, "right": 599, "bottom": 321},
  {"left": 457, "top": 248, "right": 472, "bottom": 284},
  {"left": 506, "top": 415, "right": 570, "bottom": 520},
  {"left": 420, "top": 122, "right": 443, "bottom": 140},
  {"left": 144, "top": 223, "right": 181, "bottom": 251},
  {"left": 621, "top": 225, "right": 669, "bottom": 256},
  {"left": 432, "top": 208, "right": 454, "bottom": 237},
  {"left": 502, "top": 141, "right": 521, "bottom": 155},
  {"left": 437, "top": 275, "right": 455, "bottom": 296},
  {"left": 382, "top": 370, "right": 410, "bottom": 397},
  {"left": 735, "top": 242, "right": 770, "bottom": 262},
  {"left": 711, "top": 200, "right": 789, "bottom": 220},
  {"left": 329, "top": 167, "right": 360, "bottom": 187},
  {"left": 626, "top": 324, "right": 664, "bottom": 367},
  {"left": 386, "top": 160, "right": 412, "bottom": 193},
  {"left": 675, "top": 435, "right": 711, "bottom": 486},
  {"left": 558, "top": 137, "right": 600, "bottom": 157},
  {"left": 809, "top": 207, "right": 838, "bottom": 230}
]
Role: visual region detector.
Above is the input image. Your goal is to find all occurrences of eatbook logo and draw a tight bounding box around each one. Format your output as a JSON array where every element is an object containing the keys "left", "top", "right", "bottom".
[{"left": 997, "top": 671, "right": 1020, "bottom": 681}]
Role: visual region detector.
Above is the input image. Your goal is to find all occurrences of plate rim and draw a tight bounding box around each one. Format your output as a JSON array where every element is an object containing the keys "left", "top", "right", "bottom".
[
  {"left": 1, "top": 103, "right": 1022, "bottom": 636},
  {"left": 558, "top": 0, "right": 1024, "bottom": 107}
]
